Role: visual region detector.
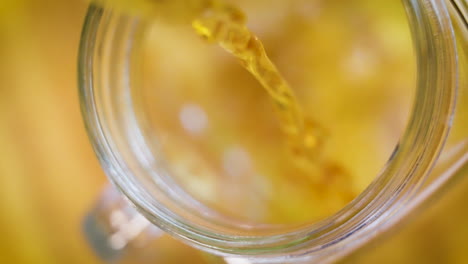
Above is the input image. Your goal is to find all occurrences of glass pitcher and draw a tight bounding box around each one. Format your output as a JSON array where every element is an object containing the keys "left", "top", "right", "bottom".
[{"left": 79, "top": 0, "right": 467, "bottom": 263}]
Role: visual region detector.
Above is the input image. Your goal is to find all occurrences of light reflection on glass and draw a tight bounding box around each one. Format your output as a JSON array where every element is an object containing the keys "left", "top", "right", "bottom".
[
  {"left": 342, "top": 46, "right": 377, "bottom": 81},
  {"left": 179, "top": 103, "right": 209, "bottom": 135},
  {"left": 222, "top": 146, "right": 253, "bottom": 177},
  {"left": 108, "top": 210, "right": 158, "bottom": 250},
  {"left": 224, "top": 257, "right": 252, "bottom": 264}
]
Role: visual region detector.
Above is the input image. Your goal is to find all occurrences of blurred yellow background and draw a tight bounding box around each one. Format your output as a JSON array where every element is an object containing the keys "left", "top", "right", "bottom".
[{"left": 0, "top": 0, "right": 466, "bottom": 263}]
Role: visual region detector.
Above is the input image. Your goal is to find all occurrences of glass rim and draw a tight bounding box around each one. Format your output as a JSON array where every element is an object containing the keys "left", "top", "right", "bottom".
[{"left": 78, "top": 0, "right": 458, "bottom": 261}]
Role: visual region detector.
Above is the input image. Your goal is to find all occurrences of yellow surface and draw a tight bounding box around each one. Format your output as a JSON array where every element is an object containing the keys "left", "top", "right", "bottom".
[{"left": 0, "top": 0, "right": 466, "bottom": 263}]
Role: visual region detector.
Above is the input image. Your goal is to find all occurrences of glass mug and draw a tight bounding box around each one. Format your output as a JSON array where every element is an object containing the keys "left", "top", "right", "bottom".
[{"left": 79, "top": 0, "right": 467, "bottom": 263}]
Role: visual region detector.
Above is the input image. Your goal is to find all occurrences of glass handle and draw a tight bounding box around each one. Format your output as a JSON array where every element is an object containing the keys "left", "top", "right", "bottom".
[
  {"left": 83, "top": 186, "right": 163, "bottom": 262},
  {"left": 83, "top": 186, "right": 255, "bottom": 264}
]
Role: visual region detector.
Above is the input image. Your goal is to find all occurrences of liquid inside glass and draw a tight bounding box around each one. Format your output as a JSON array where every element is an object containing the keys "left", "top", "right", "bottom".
[{"left": 129, "top": 0, "right": 415, "bottom": 226}]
